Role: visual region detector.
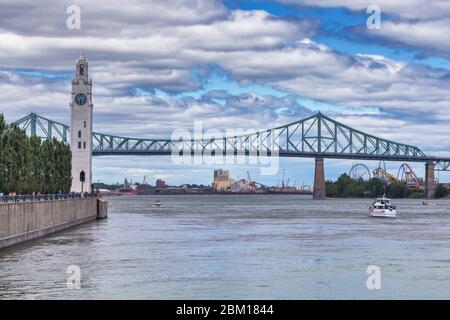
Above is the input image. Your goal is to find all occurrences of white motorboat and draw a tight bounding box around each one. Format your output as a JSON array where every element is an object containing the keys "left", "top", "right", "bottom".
[
  {"left": 154, "top": 200, "right": 162, "bottom": 207},
  {"left": 369, "top": 196, "right": 397, "bottom": 218}
]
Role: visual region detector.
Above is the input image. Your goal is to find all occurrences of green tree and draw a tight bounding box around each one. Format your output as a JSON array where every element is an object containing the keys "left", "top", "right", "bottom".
[
  {"left": 326, "top": 173, "right": 423, "bottom": 198},
  {"left": 386, "top": 182, "right": 411, "bottom": 198},
  {"left": 0, "top": 113, "right": 72, "bottom": 194},
  {"left": 434, "top": 184, "right": 450, "bottom": 198}
]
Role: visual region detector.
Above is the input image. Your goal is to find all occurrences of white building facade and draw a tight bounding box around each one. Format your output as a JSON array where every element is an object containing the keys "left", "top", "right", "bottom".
[{"left": 70, "top": 53, "right": 93, "bottom": 193}]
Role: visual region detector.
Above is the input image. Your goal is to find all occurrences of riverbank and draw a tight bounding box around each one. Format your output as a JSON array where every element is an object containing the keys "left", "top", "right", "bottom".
[{"left": 102, "top": 190, "right": 312, "bottom": 197}]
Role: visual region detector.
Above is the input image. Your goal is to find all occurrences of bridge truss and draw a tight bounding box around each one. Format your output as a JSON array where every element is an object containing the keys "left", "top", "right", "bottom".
[
  {"left": 12, "top": 112, "right": 450, "bottom": 169},
  {"left": 13, "top": 113, "right": 69, "bottom": 143}
]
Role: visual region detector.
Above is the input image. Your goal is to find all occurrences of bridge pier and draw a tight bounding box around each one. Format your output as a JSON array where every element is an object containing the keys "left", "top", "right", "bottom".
[
  {"left": 313, "top": 158, "right": 326, "bottom": 200},
  {"left": 425, "top": 161, "right": 435, "bottom": 199}
]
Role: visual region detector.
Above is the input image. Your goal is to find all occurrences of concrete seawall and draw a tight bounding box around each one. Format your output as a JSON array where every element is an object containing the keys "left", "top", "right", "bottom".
[{"left": 0, "top": 198, "right": 107, "bottom": 249}]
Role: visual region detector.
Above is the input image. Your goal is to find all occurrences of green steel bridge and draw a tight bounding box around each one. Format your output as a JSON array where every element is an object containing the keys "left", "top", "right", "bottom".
[
  {"left": 13, "top": 111, "right": 450, "bottom": 169},
  {"left": 14, "top": 111, "right": 450, "bottom": 199}
]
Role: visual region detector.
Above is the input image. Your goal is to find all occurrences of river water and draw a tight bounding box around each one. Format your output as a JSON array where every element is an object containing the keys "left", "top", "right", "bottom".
[{"left": 0, "top": 195, "right": 450, "bottom": 299}]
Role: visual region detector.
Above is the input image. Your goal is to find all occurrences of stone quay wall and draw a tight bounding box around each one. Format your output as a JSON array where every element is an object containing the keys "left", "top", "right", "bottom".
[{"left": 0, "top": 197, "right": 107, "bottom": 249}]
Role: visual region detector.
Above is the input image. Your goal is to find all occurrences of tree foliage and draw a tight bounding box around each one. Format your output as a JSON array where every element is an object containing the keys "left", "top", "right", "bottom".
[
  {"left": 434, "top": 184, "right": 450, "bottom": 199},
  {"left": 326, "top": 173, "right": 424, "bottom": 198},
  {"left": 0, "top": 114, "right": 72, "bottom": 194}
]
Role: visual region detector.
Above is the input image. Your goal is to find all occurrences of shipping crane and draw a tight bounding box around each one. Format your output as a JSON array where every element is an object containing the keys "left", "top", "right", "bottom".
[{"left": 246, "top": 171, "right": 256, "bottom": 191}]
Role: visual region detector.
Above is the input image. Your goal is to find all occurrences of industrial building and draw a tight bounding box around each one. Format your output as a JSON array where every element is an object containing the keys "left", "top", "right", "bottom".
[
  {"left": 212, "top": 169, "right": 235, "bottom": 192},
  {"left": 212, "top": 169, "right": 257, "bottom": 193},
  {"left": 156, "top": 179, "right": 166, "bottom": 188}
]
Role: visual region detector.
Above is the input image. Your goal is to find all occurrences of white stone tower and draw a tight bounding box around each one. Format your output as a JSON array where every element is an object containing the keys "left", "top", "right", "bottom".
[{"left": 70, "top": 53, "right": 93, "bottom": 193}]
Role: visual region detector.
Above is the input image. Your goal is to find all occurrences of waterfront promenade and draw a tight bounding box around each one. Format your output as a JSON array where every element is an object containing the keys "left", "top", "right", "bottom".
[
  {"left": 0, "top": 192, "right": 97, "bottom": 203},
  {"left": 0, "top": 193, "right": 107, "bottom": 249}
]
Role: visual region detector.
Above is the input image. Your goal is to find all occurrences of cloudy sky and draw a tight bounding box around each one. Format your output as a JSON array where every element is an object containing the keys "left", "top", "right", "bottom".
[{"left": 1, "top": 0, "right": 450, "bottom": 186}]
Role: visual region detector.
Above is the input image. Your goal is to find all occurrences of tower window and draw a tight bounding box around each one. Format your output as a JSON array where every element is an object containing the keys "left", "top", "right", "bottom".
[
  {"left": 83, "top": 142, "right": 86, "bottom": 149},
  {"left": 78, "top": 130, "right": 81, "bottom": 138},
  {"left": 78, "top": 142, "right": 82, "bottom": 149},
  {"left": 83, "top": 121, "right": 87, "bottom": 128},
  {"left": 80, "top": 66, "right": 84, "bottom": 76}
]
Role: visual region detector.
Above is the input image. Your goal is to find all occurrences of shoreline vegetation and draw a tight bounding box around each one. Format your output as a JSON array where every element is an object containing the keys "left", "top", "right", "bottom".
[
  {"left": 326, "top": 173, "right": 449, "bottom": 199},
  {"left": 0, "top": 114, "right": 72, "bottom": 195}
]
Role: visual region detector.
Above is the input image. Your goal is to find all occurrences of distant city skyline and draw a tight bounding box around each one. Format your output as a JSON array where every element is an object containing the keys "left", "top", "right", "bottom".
[{"left": 1, "top": 0, "right": 450, "bottom": 185}]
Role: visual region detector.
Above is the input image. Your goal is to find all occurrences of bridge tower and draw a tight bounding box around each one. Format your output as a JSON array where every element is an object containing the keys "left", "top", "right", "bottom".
[
  {"left": 313, "top": 158, "right": 326, "bottom": 199},
  {"left": 425, "top": 161, "right": 435, "bottom": 199},
  {"left": 70, "top": 53, "right": 93, "bottom": 193}
]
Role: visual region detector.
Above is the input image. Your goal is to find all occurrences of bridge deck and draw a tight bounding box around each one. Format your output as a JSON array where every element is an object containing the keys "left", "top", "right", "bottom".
[{"left": 12, "top": 112, "right": 450, "bottom": 171}]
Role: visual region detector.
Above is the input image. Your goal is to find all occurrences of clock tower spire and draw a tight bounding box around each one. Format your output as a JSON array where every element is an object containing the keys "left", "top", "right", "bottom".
[{"left": 70, "top": 52, "right": 93, "bottom": 193}]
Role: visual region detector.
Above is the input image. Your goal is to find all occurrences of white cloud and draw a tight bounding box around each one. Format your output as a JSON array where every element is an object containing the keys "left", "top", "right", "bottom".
[
  {"left": 280, "top": 0, "right": 450, "bottom": 20},
  {"left": 1, "top": 2, "right": 449, "bottom": 133},
  {"left": 280, "top": 0, "right": 450, "bottom": 59},
  {"left": 374, "top": 19, "right": 450, "bottom": 58}
]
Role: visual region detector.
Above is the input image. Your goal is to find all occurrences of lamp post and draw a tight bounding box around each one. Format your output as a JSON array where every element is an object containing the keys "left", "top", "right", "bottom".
[{"left": 80, "top": 170, "right": 85, "bottom": 193}]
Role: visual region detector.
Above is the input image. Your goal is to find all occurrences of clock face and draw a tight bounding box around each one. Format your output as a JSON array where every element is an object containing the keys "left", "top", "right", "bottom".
[{"left": 74, "top": 93, "right": 87, "bottom": 105}]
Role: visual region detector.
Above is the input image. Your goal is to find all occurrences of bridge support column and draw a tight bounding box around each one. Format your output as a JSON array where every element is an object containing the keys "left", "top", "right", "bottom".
[
  {"left": 313, "top": 158, "right": 326, "bottom": 200},
  {"left": 425, "top": 161, "right": 435, "bottom": 199}
]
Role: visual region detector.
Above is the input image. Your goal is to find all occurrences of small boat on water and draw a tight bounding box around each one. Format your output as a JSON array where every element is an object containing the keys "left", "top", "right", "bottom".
[
  {"left": 369, "top": 196, "right": 397, "bottom": 218},
  {"left": 154, "top": 200, "right": 162, "bottom": 207}
]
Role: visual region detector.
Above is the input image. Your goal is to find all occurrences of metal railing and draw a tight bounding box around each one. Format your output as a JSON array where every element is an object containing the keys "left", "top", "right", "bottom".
[{"left": 0, "top": 192, "right": 98, "bottom": 203}]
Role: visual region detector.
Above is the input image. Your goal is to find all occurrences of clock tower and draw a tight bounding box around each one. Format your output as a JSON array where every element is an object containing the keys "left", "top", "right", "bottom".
[{"left": 70, "top": 53, "right": 93, "bottom": 193}]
